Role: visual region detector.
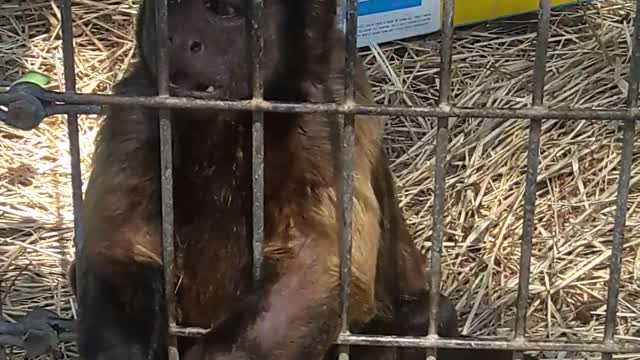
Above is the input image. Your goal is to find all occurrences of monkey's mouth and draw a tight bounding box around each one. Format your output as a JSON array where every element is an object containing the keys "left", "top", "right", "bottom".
[{"left": 169, "top": 83, "right": 221, "bottom": 99}]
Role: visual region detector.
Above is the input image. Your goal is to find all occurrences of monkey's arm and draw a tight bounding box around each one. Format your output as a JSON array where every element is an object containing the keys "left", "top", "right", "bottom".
[
  {"left": 185, "top": 236, "right": 343, "bottom": 360},
  {"left": 185, "top": 177, "right": 383, "bottom": 360},
  {"left": 73, "top": 67, "right": 169, "bottom": 360}
]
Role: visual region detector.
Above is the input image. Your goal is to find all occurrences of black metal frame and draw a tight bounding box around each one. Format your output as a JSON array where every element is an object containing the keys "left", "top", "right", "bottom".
[{"left": 0, "top": 0, "right": 638, "bottom": 359}]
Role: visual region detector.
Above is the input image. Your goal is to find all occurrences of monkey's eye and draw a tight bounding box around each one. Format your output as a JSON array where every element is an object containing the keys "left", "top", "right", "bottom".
[{"left": 204, "top": 0, "right": 237, "bottom": 17}]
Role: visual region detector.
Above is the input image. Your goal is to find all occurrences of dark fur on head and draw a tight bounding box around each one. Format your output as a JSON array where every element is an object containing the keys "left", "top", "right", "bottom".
[{"left": 135, "top": 0, "right": 335, "bottom": 102}]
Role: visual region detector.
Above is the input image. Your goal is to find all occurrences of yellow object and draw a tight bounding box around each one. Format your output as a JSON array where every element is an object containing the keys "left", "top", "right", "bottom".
[{"left": 452, "top": 0, "right": 591, "bottom": 27}]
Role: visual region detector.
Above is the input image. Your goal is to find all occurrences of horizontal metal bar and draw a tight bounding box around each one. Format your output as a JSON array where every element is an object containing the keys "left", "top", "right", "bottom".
[
  {"left": 45, "top": 104, "right": 103, "bottom": 116},
  {"left": 336, "top": 335, "right": 640, "bottom": 353},
  {"left": 4, "top": 92, "right": 640, "bottom": 120},
  {"left": 168, "top": 325, "right": 640, "bottom": 353}
]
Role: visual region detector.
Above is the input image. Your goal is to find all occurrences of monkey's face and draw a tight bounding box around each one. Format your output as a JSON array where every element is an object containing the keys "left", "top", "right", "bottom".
[{"left": 139, "top": 0, "right": 285, "bottom": 100}]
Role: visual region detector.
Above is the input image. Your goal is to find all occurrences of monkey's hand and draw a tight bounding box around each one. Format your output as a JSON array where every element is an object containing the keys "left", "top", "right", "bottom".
[{"left": 184, "top": 235, "right": 344, "bottom": 360}]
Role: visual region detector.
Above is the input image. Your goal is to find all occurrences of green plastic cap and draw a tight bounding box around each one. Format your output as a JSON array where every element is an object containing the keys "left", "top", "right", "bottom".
[{"left": 13, "top": 71, "right": 51, "bottom": 88}]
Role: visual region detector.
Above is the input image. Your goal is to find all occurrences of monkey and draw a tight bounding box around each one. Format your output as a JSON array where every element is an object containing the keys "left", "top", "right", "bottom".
[{"left": 67, "top": 0, "right": 536, "bottom": 359}]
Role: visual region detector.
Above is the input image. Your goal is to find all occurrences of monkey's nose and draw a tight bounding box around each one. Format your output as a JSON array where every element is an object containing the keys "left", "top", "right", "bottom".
[
  {"left": 189, "top": 40, "right": 204, "bottom": 54},
  {"left": 169, "top": 35, "right": 205, "bottom": 56}
]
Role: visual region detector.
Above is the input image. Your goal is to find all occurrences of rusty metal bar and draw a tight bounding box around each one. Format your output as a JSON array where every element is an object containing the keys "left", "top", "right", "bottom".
[
  {"left": 0, "top": 282, "right": 4, "bottom": 360},
  {"left": 168, "top": 324, "right": 640, "bottom": 353},
  {"left": 601, "top": 1, "right": 640, "bottom": 359},
  {"left": 337, "top": 115, "right": 355, "bottom": 360},
  {"left": 344, "top": 0, "right": 357, "bottom": 104},
  {"left": 427, "top": 3, "right": 454, "bottom": 357},
  {"left": 250, "top": 0, "right": 265, "bottom": 283},
  {"left": 6, "top": 91, "right": 640, "bottom": 120},
  {"left": 154, "top": 0, "right": 179, "bottom": 359},
  {"left": 60, "top": 0, "right": 84, "bottom": 293},
  {"left": 512, "top": 2, "right": 550, "bottom": 359},
  {"left": 0, "top": 319, "right": 635, "bottom": 355},
  {"left": 337, "top": 0, "right": 358, "bottom": 359},
  {"left": 334, "top": 334, "right": 640, "bottom": 353}
]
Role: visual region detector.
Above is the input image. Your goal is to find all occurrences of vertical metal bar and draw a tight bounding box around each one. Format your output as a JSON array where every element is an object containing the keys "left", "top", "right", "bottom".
[
  {"left": 155, "top": 1, "right": 170, "bottom": 97},
  {"left": 60, "top": 0, "right": 84, "bottom": 296},
  {"left": 343, "top": 0, "right": 357, "bottom": 103},
  {"left": 337, "top": 116, "right": 355, "bottom": 360},
  {"left": 0, "top": 281, "right": 4, "bottom": 360},
  {"left": 154, "top": 0, "right": 178, "bottom": 359},
  {"left": 513, "top": 1, "right": 550, "bottom": 359},
  {"left": 601, "top": 1, "right": 640, "bottom": 359},
  {"left": 427, "top": 2, "right": 454, "bottom": 358},
  {"left": 338, "top": 1, "right": 357, "bottom": 360},
  {"left": 251, "top": 0, "right": 265, "bottom": 284}
]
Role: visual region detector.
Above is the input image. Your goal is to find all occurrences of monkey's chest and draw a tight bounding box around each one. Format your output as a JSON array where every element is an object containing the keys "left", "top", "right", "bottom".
[{"left": 172, "top": 167, "right": 254, "bottom": 329}]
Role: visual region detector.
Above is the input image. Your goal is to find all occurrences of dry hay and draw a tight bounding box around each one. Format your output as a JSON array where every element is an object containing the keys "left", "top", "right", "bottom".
[{"left": 0, "top": 0, "right": 639, "bottom": 359}]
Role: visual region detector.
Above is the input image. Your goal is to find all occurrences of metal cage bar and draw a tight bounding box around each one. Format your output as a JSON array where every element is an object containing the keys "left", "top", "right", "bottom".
[
  {"left": 601, "top": 0, "right": 640, "bottom": 359},
  {"left": 333, "top": 335, "right": 640, "bottom": 353},
  {"left": 251, "top": 0, "right": 266, "bottom": 283},
  {"left": 60, "top": 0, "right": 84, "bottom": 285},
  {"left": 337, "top": 0, "right": 358, "bottom": 359},
  {"left": 7, "top": 90, "right": 640, "bottom": 120},
  {"left": 153, "top": 1, "right": 179, "bottom": 359},
  {"left": 513, "top": 2, "right": 551, "bottom": 359},
  {"left": 427, "top": 2, "right": 455, "bottom": 355}
]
